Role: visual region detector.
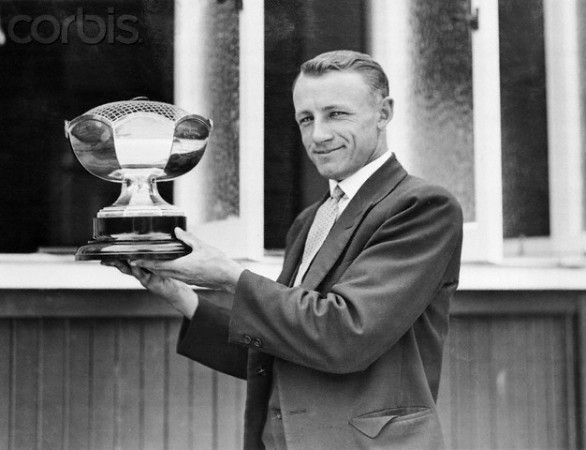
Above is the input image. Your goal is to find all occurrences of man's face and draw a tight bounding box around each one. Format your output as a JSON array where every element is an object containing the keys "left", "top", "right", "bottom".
[{"left": 293, "top": 71, "right": 393, "bottom": 181}]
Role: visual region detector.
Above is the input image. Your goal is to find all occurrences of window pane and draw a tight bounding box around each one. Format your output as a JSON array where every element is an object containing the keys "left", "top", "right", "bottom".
[
  {"left": 198, "top": 4, "right": 240, "bottom": 223},
  {"left": 263, "top": 0, "right": 367, "bottom": 249},
  {"left": 0, "top": 1, "right": 174, "bottom": 252},
  {"left": 404, "top": 0, "right": 476, "bottom": 222},
  {"left": 499, "top": 0, "right": 550, "bottom": 238}
]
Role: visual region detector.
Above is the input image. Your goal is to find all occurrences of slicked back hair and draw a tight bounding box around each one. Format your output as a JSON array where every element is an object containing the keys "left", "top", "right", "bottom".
[{"left": 295, "top": 50, "right": 389, "bottom": 99}]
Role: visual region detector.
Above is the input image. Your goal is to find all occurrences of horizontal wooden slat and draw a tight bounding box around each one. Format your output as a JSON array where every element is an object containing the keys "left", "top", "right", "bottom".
[
  {"left": 452, "top": 290, "right": 581, "bottom": 315},
  {"left": 0, "top": 288, "right": 582, "bottom": 318},
  {"left": 0, "top": 290, "right": 180, "bottom": 318}
]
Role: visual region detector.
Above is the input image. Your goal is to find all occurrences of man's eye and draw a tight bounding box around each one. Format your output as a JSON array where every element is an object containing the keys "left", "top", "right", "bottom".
[
  {"left": 331, "top": 111, "right": 347, "bottom": 118},
  {"left": 298, "top": 117, "right": 313, "bottom": 125}
]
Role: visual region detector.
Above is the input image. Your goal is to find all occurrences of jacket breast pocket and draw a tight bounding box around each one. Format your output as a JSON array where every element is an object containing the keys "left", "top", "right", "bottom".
[{"left": 349, "top": 407, "right": 445, "bottom": 450}]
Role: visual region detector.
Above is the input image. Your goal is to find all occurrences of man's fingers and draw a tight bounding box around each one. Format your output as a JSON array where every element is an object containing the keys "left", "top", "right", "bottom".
[
  {"left": 130, "top": 265, "right": 145, "bottom": 279},
  {"left": 101, "top": 260, "right": 132, "bottom": 275},
  {"left": 150, "top": 270, "right": 179, "bottom": 280},
  {"left": 130, "top": 265, "right": 160, "bottom": 288},
  {"left": 128, "top": 261, "right": 178, "bottom": 280},
  {"left": 132, "top": 259, "right": 165, "bottom": 271},
  {"left": 174, "top": 227, "right": 198, "bottom": 249},
  {"left": 132, "top": 258, "right": 182, "bottom": 274}
]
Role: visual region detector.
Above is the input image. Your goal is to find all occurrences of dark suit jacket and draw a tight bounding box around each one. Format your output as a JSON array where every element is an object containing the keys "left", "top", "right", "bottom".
[{"left": 177, "top": 156, "right": 463, "bottom": 449}]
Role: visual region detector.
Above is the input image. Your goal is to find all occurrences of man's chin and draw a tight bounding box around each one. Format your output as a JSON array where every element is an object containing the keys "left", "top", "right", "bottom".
[{"left": 316, "top": 166, "right": 344, "bottom": 181}]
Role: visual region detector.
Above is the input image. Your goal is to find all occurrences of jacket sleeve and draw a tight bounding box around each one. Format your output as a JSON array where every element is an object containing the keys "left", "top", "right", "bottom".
[
  {"left": 228, "top": 186, "right": 463, "bottom": 374},
  {"left": 176, "top": 290, "right": 249, "bottom": 380}
]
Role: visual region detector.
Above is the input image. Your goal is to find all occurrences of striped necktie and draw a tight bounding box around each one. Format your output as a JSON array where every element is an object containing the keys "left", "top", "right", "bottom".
[{"left": 294, "top": 185, "right": 345, "bottom": 286}]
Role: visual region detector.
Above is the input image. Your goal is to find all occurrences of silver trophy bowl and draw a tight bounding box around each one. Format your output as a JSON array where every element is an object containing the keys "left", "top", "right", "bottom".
[{"left": 65, "top": 98, "right": 212, "bottom": 260}]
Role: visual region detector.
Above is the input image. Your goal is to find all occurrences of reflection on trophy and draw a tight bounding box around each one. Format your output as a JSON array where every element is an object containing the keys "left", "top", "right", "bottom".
[{"left": 65, "top": 98, "right": 212, "bottom": 261}]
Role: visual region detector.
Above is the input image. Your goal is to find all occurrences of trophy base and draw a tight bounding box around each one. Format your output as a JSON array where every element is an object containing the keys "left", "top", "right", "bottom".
[
  {"left": 75, "top": 240, "right": 190, "bottom": 261},
  {"left": 75, "top": 215, "right": 190, "bottom": 261}
]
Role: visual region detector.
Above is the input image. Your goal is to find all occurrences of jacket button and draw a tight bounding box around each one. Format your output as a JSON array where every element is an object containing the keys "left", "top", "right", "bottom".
[
  {"left": 276, "top": 410, "right": 282, "bottom": 420},
  {"left": 243, "top": 335, "right": 252, "bottom": 344},
  {"left": 257, "top": 366, "right": 267, "bottom": 376},
  {"left": 253, "top": 338, "right": 263, "bottom": 347}
]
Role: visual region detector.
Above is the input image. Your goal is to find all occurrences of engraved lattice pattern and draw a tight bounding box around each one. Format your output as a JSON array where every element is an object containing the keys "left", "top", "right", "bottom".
[{"left": 85, "top": 100, "right": 189, "bottom": 124}]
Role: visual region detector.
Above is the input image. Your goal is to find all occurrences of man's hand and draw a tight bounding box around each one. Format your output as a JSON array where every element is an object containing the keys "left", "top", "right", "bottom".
[
  {"left": 131, "top": 228, "right": 245, "bottom": 293},
  {"left": 101, "top": 259, "right": 199, "bottom": 318}
]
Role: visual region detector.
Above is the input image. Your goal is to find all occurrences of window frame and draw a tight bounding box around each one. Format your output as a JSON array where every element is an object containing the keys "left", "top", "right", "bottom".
[
  {"left": 369, "top": 0, "right": 586, "bottom": 263},
  {"left": 1, "top": 0, "right": 585, "bottom": 290},
  {"left": 502, "top": 0, "right": 584, "bottom": 260},
  {"left": 541, "top": 0, "right": 584, "bottom": 259},
  {"left": 173, "top": 0, "right": 265, "bottom": 260},
  {"left": 5, "top": 0, "right": 580, "bottom": 264},
  {"left": 368, "top": 0, "right": 504, "bottom": 262}
]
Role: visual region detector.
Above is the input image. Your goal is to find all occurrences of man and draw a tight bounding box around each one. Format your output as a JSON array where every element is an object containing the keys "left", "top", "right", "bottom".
[{"left": 105, "top": 50, "right": 463, "bottom": 449}]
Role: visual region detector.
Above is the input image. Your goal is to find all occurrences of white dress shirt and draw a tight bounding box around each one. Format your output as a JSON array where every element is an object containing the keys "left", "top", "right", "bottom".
[{"left": 329, "top": 150, "right": 394, "bottom": 217}]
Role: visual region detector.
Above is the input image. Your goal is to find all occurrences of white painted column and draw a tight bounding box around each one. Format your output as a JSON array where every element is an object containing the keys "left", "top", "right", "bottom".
[
  {"left": 238, "top": 0, "right": 265, "bottom": 259},
  {"left": 543, "top": 0, "right": 584, "bottom": 259},
  {"left": 173, "top": 0, "right": 212, "bottom": 226},
  {"left": 468, "top": 0, "right": 504, "bottom": 262},
  {"left": 366, "top": 0, "right": 412, "bottom": 169}
]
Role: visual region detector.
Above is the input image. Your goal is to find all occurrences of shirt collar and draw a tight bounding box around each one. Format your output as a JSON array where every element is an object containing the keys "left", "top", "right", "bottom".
[{"left": 328, "top": 150, "right": 394, "bottom": 201}]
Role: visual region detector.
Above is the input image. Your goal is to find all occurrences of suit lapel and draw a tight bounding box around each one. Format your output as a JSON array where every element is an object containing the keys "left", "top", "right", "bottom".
[
  {"left": 276, "top": 201, "right": 322, "bottom": 286},
  {"left": 301, "top": 155, "right": 408, "bottom": 290}
]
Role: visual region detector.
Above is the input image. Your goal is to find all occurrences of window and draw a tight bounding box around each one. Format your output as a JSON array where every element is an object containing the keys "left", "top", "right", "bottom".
[
  {"left": 3, "top": 0, "right": 583, "bottom": 264},
  {"left": 173, "top": 0, "right": 264, "bottom": 259},
  {"left": 370, "top": 0, "right": 503, "bottom": 261},
  {"left": 499, "top": 0, "right": 550, "bottom": 242},
  {"left": 500, "top": 0, "right": 584, "bottom": 260},
  {"left": 0, "top": 1, "right": 174, "bottom": 253},
  {"left": 369, "top": 0, "right": 585, "bottom": 262},
  {"left": 179, "top": 0, "right": 369, "bottom": 258},
  {"left": 263, "top": 0, "right": 368, "bottom": 249}
]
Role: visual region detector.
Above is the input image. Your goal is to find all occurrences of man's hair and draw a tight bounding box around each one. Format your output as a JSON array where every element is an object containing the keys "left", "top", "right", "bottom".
[{"left": 296, "top": 50, "right": 389, "bottom": 98}]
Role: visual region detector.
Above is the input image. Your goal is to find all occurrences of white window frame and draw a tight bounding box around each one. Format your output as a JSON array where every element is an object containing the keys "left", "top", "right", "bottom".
[
  {"left": 367, "top": 0, "right": 504, "bottom": 262},
  {"left": 502, "top": 0, "right": 584, "bottom": 261},
  {"left": 542, "top": 0, "right": 583, "bottom": 258},
  {"left": 467, "top": 0, "right": 504, "bottom": 262},
  {"left": 173, "top": 0, "right": 265, "bottom": 260}
]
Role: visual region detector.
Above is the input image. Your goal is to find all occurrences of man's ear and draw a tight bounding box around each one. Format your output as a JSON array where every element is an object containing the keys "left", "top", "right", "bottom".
[{"left": 378, "top": 97, "right": 394, "bottom": 129}]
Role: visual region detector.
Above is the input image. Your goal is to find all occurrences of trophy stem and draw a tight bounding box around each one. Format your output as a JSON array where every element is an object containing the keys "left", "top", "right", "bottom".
[
  {"left": 99, "top": 173, "right": 181, "bottom": 218},
  {"left": 114, "top": 173, "right": 169, "bottom": 208}
]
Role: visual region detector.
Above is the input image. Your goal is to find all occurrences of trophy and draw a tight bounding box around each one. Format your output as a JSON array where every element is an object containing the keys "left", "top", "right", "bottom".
[{"left": 65, "top": 98, "right": 212, "bottom": 261}]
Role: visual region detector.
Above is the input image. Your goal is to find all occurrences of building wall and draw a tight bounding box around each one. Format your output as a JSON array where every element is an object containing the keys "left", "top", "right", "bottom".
[{"left": 1, "top": 288, "right": 583, "bottom": 449}]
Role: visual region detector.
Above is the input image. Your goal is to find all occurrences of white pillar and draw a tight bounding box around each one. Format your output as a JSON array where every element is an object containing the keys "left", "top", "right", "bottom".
[
  {"left": 173, "top": 0, "right": 212, "bottom": 226},
  {"left": 544, "top": 0, "right": 584, "bottom": 259}
]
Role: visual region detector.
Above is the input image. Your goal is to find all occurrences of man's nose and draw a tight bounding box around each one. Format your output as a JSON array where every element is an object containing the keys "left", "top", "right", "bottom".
[{"left": 311, "top": 119, "right": 333, "bottom": 144}]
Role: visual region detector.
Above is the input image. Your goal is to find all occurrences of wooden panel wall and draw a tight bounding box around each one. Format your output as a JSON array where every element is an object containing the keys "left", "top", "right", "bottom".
[
  {"left": 438, "top": 314, "right": 576, "bottom": 449},
  {"left": 0, "top": 317, "right": 245, "bottom": 450},
  {"left": 0, "top": 289, "right": 583, "bottom": 449}
]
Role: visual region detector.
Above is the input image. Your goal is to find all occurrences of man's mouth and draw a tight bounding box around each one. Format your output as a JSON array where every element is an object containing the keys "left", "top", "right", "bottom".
[{"left": 313, "top": 146, "right": 341, "bottom": 155}]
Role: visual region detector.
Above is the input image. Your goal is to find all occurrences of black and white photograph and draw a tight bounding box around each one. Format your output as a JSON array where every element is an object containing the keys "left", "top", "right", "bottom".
[{"left": 0, "top": 0, "right": 584, "bottom": 449}]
